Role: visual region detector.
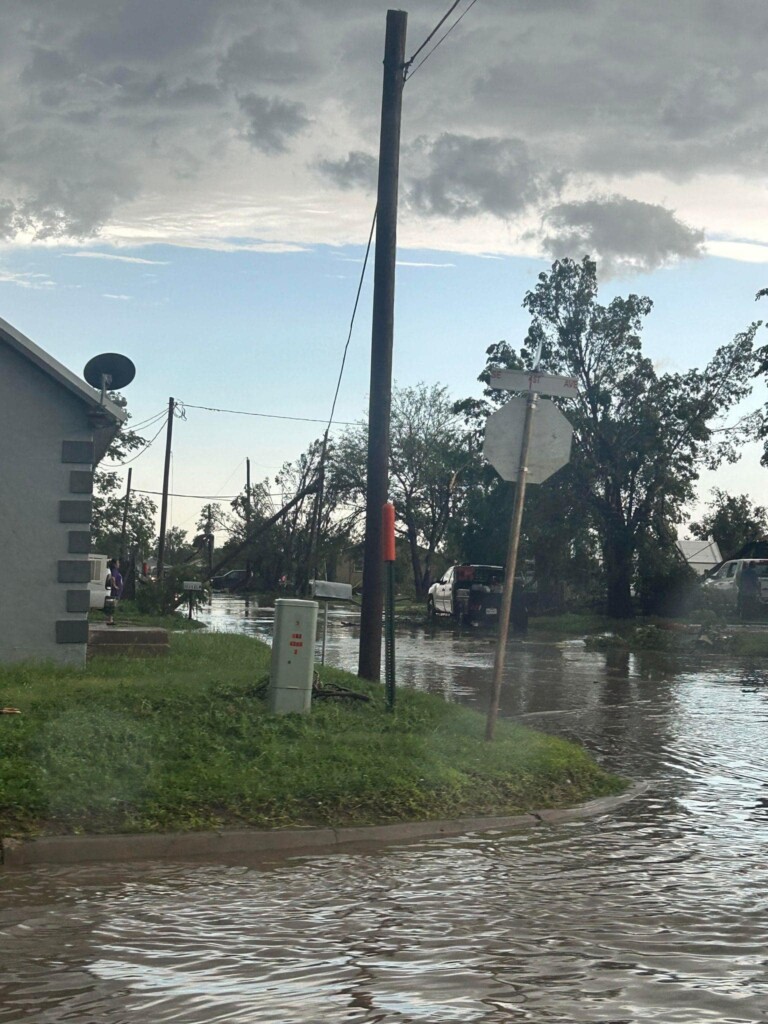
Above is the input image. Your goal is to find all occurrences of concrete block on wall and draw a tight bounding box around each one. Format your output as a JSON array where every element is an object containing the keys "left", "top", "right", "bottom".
[
  {"left": 68, "top": 531, "right": 91, "bottom": 554},
  {"left": 66, "top": 590, "right": 91, "bottom": 613},
  {"left": 59, "top": 500, "right": 92, "bottom": 524},
  {"left": 61, "top": 441, "right": 95, "bottom": 464},
  {"left": 69, "top": 470, "right": 94, "bottom": 494},
  {"left": 58, "top": 560, "right": 91, "bottom": 584},
  {"left": 56, "top": 620, "right": 89, "bottom": 644}
]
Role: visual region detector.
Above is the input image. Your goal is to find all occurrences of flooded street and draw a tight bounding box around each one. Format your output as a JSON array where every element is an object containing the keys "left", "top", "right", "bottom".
[{"left": 2, "top": 596, "right": 768, "bottom": 1022}]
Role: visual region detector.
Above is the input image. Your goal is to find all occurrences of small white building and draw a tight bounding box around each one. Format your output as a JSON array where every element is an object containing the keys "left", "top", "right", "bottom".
[
  {"left": 677, "top": 537, "right": 723, "bottom": 576},
  {"left": 0, "top": 316, "right": 124, "bottom": 666}
]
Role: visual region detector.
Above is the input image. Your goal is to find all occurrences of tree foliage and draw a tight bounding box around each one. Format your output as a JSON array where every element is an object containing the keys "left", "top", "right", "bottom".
[
  {"left": 218, "top": 438, "right": 355, "bottom": 591},
  {"left": 461, "top": 258, "right": 760, "bottom": 616},
  {"left": 335, "top": 383, "right": 472, "bottom": 596},
  {"left": 690, "top": 488, "right": 768, "bottom": 560},
  {"left": 91, "top": 394, "right": 157, "bottom": 557}
]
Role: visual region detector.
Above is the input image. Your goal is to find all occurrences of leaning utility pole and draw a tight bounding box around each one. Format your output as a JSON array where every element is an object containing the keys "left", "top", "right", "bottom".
[
  {"left": 245, "top": 457, "right": 251, "bottom": 581},
  {"left": 156, "top": 396, "right": 175, "bottom": 586},
  {"left": 358, "top": 8, "right": 407, "bottom": 682}
]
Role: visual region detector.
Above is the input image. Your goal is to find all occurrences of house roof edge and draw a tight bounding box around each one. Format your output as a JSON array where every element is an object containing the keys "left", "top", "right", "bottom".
[{"left": 0, "top": 315, "right": 126, "bottom": 425}]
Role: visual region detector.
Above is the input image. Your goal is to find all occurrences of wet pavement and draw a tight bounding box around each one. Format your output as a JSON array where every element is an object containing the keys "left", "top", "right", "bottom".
[{"left": 2, "top": 596, "right": 768, "bottom": 1022}]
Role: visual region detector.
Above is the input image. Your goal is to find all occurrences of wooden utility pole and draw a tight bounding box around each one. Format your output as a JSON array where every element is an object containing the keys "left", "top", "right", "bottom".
[
  {"left": 119, "top": 468, "right": 132, "bottom": 563},
  {"left": 156, "top": 396, "right": 175, "bottom": 586},
  {"left": 358, "top": 8, "right": 407, "bottom": 682}
]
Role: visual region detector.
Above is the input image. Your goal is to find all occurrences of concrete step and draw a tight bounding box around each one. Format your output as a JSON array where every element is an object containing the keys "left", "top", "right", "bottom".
[{"left": 88, "top": 624, "right": 170, "bottom": 658}]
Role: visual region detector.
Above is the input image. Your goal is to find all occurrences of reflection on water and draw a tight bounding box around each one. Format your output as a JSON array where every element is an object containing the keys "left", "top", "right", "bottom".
[{"left": 3, "top": 596, "right": 768, "bottom": 1022}]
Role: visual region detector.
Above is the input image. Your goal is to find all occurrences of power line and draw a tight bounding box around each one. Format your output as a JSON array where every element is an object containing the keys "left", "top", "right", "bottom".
[
  {"left": 134, "top": 489, "right": 239, "bottom": 500},
  {"left": 108, "top": 415, "right": 169, "bottom": 467},
  {"left": 405, "top": 0, "right": 464, "bottom": 67},
  {"left": 405, "top": 0, "right": 481, "bottom": 80},
  {"left": 325, "top": 207, "right": 377, "bottom": 434},
  {"left": 133, "top": 488, "right": 301, "bottom": 501},
  {"left": 128, "top": 407, "right": 168, "bottom": 431},
  {"left": 178, "top": 402, "right": 357, "bottom": 427}
]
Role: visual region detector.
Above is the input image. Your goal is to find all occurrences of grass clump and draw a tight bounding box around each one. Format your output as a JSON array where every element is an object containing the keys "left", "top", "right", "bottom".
[{"left": 0, "top": 633, "right": 625, "bottom": 838}]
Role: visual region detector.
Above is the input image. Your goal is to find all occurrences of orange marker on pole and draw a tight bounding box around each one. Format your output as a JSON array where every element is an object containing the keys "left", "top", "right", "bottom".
[
  {"left": 382, "top": 502, "right": 396, "bottom": 562},
  {"left": 382, "top": 502, "right": 396, "bottom": 707}
]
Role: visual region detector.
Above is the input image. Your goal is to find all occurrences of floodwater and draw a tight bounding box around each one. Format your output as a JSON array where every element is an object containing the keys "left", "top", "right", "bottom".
[{"left": 3, "top": 597, "right": 768, "bottom": 1023}]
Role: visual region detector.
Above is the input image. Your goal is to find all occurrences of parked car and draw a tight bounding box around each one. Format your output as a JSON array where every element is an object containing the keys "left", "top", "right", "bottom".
[
  {"left": 701, "top": 558, "right": 768, "bottom": 617},
  {"left": 427, "top": 564, "right": 505, "bottom": 623},
  {"left": 210, "top": 569, "right": 249, "bottom": 592}
]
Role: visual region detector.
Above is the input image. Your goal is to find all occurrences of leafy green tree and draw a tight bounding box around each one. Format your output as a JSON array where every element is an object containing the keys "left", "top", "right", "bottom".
[
  {"left": 157, "top": 526, "right": 197, "bottom": 566},
  {"left": 335, "top": 383, "right": 473, "bottom": 597},
  {"left": 219, "top": 439, "right": 355, "bottom": 592},
  {"left": 689, "top": 488, "right": 768, "bottom": 559},
  {"left": 91, "top": 394, "right": 157, "bottom": 557},
  {"left": 451, "top": 399, "right": 597, "bottom": 612},
  {"left": 464, "top": 258, "right": 760, "bottom": 617},
  {"left": 194, "top": 503, "right": 229, "bottom": 573}
]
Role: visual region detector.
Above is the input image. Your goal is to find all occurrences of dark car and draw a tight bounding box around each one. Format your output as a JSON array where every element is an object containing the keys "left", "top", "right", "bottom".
[{"left": 210, "top": 569, "right": 249, "bottom": 592}]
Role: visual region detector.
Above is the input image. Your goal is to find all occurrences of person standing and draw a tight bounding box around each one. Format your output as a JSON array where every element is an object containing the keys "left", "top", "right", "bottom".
[
  {"left": 737, "top": 561, "right": 760, "bottom": 621},
  {"left": 104, "top": 559, "right": 124, "bottom": 625}
]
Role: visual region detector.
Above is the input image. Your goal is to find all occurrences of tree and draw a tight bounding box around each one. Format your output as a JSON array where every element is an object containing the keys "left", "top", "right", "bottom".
[
  {"left": 467, "top": 258, "right": 760, "bottom": 617},
  {"left": 91, "top": 394, "right": 157, "bottom": 557},
  {"left": 452, "top": 395, "right": 599, "bottom": 613},
  {"left": 157, "top": 526, "right": 196, "bottom": 566},
  {"left": 335, "top": 383, "right": 473, "bottom": 597},
  {"left": 690, "top": 488, "right": 768, "bottom": 559},
  {"left": 217, "top": 439, "right": 355, "bottom": 592},
  {"left": 194, "top": 503, "right": 229, "bottom": 573}
]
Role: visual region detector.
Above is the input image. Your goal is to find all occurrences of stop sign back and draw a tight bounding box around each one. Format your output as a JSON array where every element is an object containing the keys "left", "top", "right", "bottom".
[{"left": 483, "top": 396, "right": 573, "bottom": 483}]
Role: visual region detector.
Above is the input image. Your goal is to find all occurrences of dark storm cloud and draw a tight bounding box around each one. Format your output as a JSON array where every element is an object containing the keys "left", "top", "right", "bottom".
[
  {"left": 471, "top": 0, "right": 768, "bottom": 178},
  {"left": 218, "top": 28, "right": 319, "bottom": 87},
  {"left": 315, "top": 151, "right": 378, "bottom": 191},
  {"left": 0, "top": 0, "right": 765, "bottom": 248},
  {"left": 238, "top": 94, "right": 310, "bottom": 154},
  {"left": 541, "top": 196, "right": 705, "bottom": 274},
  {"left": 405, "top": 134, "right": 556, "bottom": 219}
]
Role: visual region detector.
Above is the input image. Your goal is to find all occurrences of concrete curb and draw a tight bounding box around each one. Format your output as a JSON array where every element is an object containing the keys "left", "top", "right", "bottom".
[{"left": 1, "top": 784, "right": 646, "bottom": 868}]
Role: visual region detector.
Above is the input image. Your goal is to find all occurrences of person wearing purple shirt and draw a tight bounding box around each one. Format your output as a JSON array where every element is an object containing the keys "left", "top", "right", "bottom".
[{"left": 104, "top": 559, "right": 123, "bottom": 625}]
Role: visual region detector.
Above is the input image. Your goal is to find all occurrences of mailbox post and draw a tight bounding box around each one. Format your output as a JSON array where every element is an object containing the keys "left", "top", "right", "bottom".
[
  {"left": 183, "top": 580, "right": 203, "bottom": 620},
  {"left": 309, "top": 580, "right": 354, "bottom": 665}
]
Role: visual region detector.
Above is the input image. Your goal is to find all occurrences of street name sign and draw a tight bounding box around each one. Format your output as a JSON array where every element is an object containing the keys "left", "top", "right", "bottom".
[
  {"left": 483, "top": 396, "right": 573, "bottom": 483},
  {"left": 183, "top": 581, "right": 203, "bottom": 591},
  {"left": 489, "top": 369, "right": 579, "bottom": 398}
]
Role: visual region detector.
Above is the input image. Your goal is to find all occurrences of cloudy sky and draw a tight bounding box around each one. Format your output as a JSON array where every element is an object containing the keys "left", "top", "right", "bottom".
[{"left": 2, "top": 0, "right": 767, "bottom": 539}]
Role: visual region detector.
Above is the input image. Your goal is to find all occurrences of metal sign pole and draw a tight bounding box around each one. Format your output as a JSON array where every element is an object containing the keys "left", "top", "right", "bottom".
[
  {"left": 485, "top": 391, "right": 538, "bottom": 741},
  {"left": 322, "top": 601, "right": 329, "bottom": 666}
]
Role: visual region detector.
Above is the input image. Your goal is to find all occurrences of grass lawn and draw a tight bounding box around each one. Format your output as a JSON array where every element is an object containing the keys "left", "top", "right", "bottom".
[{"left": 0, "top": 633, "right": 625, "bottom": 838}]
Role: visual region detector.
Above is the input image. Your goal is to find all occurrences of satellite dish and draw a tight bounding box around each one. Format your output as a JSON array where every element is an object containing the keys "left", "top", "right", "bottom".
[{"left": 83, "top": 352, "right": 136, "bottom": 401}]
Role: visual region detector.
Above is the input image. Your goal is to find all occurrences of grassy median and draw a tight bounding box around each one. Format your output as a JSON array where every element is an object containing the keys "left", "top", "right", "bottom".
[{"left": 0, "top": 633, "right": 625, "bottom": 838}]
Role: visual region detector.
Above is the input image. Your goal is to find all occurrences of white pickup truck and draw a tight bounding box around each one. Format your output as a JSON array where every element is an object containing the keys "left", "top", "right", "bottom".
[
  {"left": 701, "top": 558, "right": 768, "bottom": 617},
  {"left": 88, "top": 553, "right": 109, "bottom": 609},
  {"left": 427, "top": 564, "right": 505, "bottom": 624}
]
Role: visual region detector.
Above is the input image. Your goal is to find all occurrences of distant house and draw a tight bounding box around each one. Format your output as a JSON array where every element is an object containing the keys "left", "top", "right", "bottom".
[
  {"left": 677, "top": 537, "right": 723, "bottom": 576},
  {"left": 0, "top": 316, "right": 124, "bottom": 666}
]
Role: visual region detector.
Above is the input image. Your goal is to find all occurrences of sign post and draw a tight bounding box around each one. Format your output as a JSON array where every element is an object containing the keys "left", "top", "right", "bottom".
[
  {"left": 383, "top": 502, "right": 396, "bottom": 710},
  {"left": 483, "top": 373, "right": 577, "bottom": 740},
  {"left": 183, "top": 580, "right": 202, "bottom": 620}
]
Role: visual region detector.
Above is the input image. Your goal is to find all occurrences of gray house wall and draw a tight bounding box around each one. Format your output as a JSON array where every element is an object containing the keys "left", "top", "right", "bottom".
[{"left": 0, "top": 342, "right": 103, "bottom": 666}]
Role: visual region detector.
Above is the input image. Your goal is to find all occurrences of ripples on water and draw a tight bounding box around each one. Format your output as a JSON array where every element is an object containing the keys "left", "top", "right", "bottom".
[{"left": 3, "top": 599, "right": 768, "bottom": 1022}]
